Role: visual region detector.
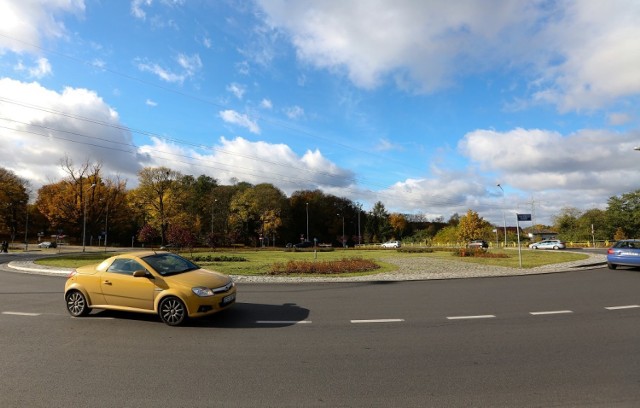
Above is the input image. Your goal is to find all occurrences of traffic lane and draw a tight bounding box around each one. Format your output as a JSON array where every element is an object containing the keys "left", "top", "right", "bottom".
[
  {"left": 2, "top": 303, "right": 639, "bottom": 407},
  {"left": 238, "top": 267, "right": 640, "bottom": 324},
  {"left": 2, "top": 266, "right": 640, "bottom": 326}
]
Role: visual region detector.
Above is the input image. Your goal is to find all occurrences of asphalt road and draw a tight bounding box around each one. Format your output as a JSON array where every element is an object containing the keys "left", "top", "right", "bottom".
[{"left": 1, "top": 255, "right": 640, "bottom": 407}]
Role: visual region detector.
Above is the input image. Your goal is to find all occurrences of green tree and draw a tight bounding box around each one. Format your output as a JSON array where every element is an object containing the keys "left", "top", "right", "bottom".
[
  {"left": 606, "top": 190, "right": 640, "bottom": 239},
  {"left": 552, "top": 207, "right": 582, "bottom": 241},
  {"left": 367, "top": 201, "right": 391, "bottom": 243}
]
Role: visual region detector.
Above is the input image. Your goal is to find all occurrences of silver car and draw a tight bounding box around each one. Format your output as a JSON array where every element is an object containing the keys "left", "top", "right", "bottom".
[{"left": 529, "top": 239, "right": 565, "bottom": 250}]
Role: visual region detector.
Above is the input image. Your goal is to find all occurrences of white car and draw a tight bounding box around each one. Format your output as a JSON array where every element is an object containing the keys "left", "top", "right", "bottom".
[
  {"left": 381, "top": 240, "right": 401, "bottom": 248},
  {"left": 529, "top": 239, "right": 565, "bottom": 250}
]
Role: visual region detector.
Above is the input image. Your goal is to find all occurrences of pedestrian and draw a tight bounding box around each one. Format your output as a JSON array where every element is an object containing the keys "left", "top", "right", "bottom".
[{"left": 1, "top": 241, "right": 7, "bottom": 253}]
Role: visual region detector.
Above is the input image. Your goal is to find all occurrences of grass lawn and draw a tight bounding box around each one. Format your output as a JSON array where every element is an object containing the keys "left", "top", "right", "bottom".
[{"left": 34, "top": 247, "right": 590, "bottom": 276}]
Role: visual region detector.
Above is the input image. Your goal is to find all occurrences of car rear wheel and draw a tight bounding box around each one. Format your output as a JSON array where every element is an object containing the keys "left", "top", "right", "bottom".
[
  {"left": 607, "top": 263, "right": 617, "bottom": 270},
  {"left": 65, "top": 290, "right": 91, "bottom": 317},
  {"left": 553, "top": 246, "right": 559, "bottom": 250},
  {"left": 159, "top": 296, "right": 187, "bottom": 326}
]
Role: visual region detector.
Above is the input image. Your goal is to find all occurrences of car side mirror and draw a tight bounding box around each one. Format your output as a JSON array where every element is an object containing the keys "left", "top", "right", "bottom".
[{"left": 132, "top": 270, "right": 150, "bottom": 278}]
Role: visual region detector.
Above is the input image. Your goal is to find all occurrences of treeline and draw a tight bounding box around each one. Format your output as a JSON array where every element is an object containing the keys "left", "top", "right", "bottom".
[{"left": 1, "top": 161, "right": 639, "bottom": 248}]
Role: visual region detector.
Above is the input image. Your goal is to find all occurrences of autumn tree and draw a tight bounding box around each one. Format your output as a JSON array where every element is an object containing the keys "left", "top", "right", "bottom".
[
  {"left": 0, "top": 167, "right": 30, "bottom": 241},
  {"left": 228, "top": 183, "right": 288, "bottom": 245},
  {"left": 36, "top": 158, "right": 103, "bottom": 244},
  {"left": 457, "top": 209, "right": 488, "bottom": 243},
  {"left": 130, "top": 167, "right": 181, "bottom": 245},
  {"left": 388, "top": 213, "right": 408, "bottom": 239}
]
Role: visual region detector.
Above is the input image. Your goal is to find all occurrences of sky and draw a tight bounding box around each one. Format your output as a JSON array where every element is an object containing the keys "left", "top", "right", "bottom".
[{"left": 0, "top": 0, "right": 639, "bottom": 226}]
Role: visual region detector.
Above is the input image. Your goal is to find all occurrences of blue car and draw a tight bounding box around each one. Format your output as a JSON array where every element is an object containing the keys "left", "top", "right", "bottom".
[{"left": 607, "top": 239, "right": 640, "bottom": 270}]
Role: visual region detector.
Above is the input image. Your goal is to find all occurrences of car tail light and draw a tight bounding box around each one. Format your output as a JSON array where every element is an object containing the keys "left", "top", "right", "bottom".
[{"left": 607, "top": 248, "right": 614, "bottom": 254}]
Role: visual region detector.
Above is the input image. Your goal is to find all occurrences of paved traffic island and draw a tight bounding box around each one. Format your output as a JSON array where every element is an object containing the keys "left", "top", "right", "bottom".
[{"left": 7, "top": 252, "right": 606, "bottom": 282}]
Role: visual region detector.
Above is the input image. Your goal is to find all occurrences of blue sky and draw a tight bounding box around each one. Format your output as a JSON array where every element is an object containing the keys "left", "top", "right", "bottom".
[{"left": 1, "top": 0, "right": 639, "bottom": 226}]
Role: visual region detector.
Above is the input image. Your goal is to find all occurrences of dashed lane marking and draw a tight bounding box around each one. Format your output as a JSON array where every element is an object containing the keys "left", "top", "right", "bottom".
[
  {"left": 351, "top": 319, "right": 405, "bottom": 324},
  {"left": 530, "top": 310, "right": 573, "bottom": 316},
  {"left": 446, "top": 315, "right": 496, "bottom": 320},
  {"left": 256, "top": 320, "right": 312, "bottom": 324},
  {"left": 605, "top": 305, "right": 640, "bottom": 310},
  {"left": 2, "top": 311, "right": 41, "bottom": 316}
]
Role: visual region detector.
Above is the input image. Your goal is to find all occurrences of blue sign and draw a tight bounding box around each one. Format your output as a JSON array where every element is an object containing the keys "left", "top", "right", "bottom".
[{"left": 517, "top": 214, "right": 532, "bottom": 221}]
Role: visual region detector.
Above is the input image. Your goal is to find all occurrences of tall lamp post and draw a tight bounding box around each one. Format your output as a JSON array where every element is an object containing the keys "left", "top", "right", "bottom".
[
  {"left": 497, "top": 184, "right": 507, "bottom": 248},
  {"left": 305, "top": 202, "right": 309, "bottom": 243},
  {"left": 337, "top": 213, "right": 345, "bottom": 248},
  {"left": 82, "top": 183, "right": 96, "bottom": 252}
]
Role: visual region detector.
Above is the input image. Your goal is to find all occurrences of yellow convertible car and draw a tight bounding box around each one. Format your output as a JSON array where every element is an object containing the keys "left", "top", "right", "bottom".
[{"left": 64, "top": 251, "right": 236, "bottom": 326}]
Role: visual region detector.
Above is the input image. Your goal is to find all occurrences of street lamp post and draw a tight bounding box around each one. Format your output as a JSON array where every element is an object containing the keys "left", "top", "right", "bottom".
[
  {"left": 337, "top": 213, "right": 345, "bottom": 248},
  {"left": 497, "top": 184, "right": 507, "bottom": 247},
  {"left": 305, "top": 202, "right": 309, "bottom": 243},
  {"left": 82, "top": 183, "right": 96, "bottom": 253},
  {"left": 104, "top": 199, "right": 109, "bottom": 252}
]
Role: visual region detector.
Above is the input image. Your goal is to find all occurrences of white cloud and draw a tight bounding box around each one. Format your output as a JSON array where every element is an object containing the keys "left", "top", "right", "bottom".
[
  {"left": 137, "top": 136, "right": 355, "bottom": 193},
  {"left": 226, "top": 83, "right": 246, "bottom": 100},
  {"left": 145, "top": 99, "right": 157, "bottom": 107},
  {"left": 260, "top": 98, "right": 273, "bottom": 109},
  {"left": 256, "top": 1, "right": 640, "bottom": 111},
  {"left": 0, "top": 0, "right": 85, "bottom": 54},
  {"left": 219, "top": 110, "right": 260, "bottom": 134},
  {"left": 135, "top": 53, "right": 202, "bottom": 83},
  {"left": 131, "top": 0, "right": 153, "bottom": 20},
  {"left": 27, "top": 57, "right": 53, "bottom": 78},
  {"left": 0, "top": 78, "right": 142, "bottom": 188},
  {"left": 284, "top": 105, "right": 304, "bottom": 119},
  {"left": 457, "top": 127, "right": 640, "bottom": 193},
  {"left": 607, "top": 112, "right": 633, "bottom": 126}
]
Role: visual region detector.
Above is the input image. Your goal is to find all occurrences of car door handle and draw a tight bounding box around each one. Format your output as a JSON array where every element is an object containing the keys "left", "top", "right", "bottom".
[{"left": 103, "top": 280, "right": 112, "bottom": 285}]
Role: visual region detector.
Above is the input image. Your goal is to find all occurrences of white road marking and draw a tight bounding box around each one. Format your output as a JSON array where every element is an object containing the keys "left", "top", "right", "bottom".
[
  {"left": 605, "top": 305, "right": 640, "bottom": 310},
  {"left": 350, "top": 319, "right": 405, "bottom": 324},
  {"left": 256, "top": 320, "right": 312, "bottom": 324},
  {"left": 446, "top": 315, "right": 495, "bottom": 320},
  {"left": 2, "top": 311, "right": 41, "bottom": 316},
  {"left": 530, "top": 310, "right": 573, "bottom": 315}
]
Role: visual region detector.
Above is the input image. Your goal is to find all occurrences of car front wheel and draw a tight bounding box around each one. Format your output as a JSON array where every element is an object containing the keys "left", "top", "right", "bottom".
[
  {"left": 65, "top": 290, "right": 91, "bottom": 317},
  {"left": 159, "top": 296, "right": 187, "bottom": 326}
]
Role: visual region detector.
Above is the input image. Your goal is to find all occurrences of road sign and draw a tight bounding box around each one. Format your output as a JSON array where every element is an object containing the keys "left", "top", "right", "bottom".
[{"left": 517, "top": 214, "right": 532, "bottom": 221}]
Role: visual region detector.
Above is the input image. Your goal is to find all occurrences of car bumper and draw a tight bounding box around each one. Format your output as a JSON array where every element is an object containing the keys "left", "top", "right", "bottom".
[{"left": 185, "top": 287, "right": 237, "bottom": 318}]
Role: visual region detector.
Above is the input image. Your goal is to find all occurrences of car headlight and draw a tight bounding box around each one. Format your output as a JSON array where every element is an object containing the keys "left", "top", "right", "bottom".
[{"left": 192, "top": 286, "right": 214, "bottom": 297}]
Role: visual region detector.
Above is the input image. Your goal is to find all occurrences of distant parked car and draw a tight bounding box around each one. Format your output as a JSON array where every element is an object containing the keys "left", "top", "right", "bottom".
[
  {"left": 467, "top": 240, "right": 488, "bottom": 249},
  {"left": 528, "top": 239, "right": 565, "bottom": 250},
  {"left": 293, "top": 241, "right": 313, "bottom": 248},
  {"left": 381, "top": 240, "right": 401, "bottom": 248},
  {"left": 607, "top": 239, "right": 640, "bottom": 270},
  {"left": 38, "top": 241, "right": 57, "bottom": 248}
]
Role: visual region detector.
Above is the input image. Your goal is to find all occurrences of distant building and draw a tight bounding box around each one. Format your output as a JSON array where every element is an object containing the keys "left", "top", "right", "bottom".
[{"left": 528, "top": 230, "right": 558, "bottom": 241}]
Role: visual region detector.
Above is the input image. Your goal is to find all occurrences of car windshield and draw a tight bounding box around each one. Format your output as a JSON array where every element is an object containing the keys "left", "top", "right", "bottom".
[{"left": 142, "top": 253, "right": 200, "bottom": 276}]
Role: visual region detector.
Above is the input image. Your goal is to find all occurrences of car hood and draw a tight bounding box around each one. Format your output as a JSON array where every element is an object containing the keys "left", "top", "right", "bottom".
[
  {"left": 75, "top": 264, "right": 100, "bottom": 275},
  {"left": 164, "top": 268, "right": 231, "bottom": 288}
]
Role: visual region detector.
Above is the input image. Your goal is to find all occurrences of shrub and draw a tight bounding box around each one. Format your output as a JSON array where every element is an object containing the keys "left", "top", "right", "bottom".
[
  {"left": 397, "top": 247, "right": 433, "bottom": 253},
  {"left": 454, "top": 248, "right": 508, "bottom": 258},
  {"left": 268, "top": 257, "right": 379, "bottom": 275},
  {"left": 191, "top": 255, "right": 247, "bottom": 262}
]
